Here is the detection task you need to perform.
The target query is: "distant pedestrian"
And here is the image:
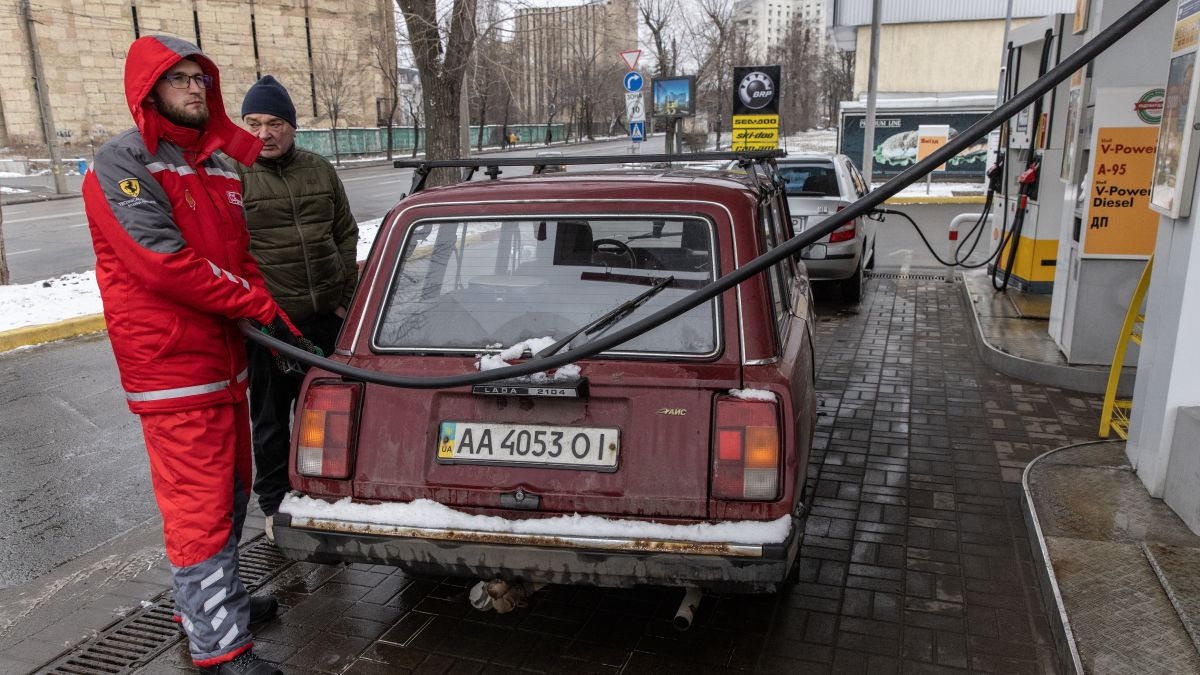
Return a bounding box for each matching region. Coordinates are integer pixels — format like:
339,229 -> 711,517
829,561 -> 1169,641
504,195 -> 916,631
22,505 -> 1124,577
238,75 -> 359,543
82,35 -> 309,675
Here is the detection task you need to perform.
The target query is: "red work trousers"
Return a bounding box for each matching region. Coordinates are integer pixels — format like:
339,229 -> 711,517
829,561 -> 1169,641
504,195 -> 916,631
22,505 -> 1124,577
140,400 -> 253,567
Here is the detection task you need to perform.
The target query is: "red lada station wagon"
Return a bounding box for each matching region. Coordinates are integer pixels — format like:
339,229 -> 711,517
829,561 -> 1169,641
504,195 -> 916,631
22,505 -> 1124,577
271,155 -> 817,596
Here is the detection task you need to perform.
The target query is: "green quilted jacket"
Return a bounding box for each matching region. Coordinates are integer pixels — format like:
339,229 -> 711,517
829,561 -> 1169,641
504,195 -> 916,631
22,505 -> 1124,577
236,145 -> 358,323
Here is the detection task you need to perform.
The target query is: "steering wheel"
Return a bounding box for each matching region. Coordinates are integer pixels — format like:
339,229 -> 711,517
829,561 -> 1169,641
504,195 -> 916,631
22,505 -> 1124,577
592,238 -> 637,266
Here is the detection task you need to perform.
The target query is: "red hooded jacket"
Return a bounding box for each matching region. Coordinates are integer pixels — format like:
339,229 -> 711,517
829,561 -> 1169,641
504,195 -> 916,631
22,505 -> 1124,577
83,36 -> 282,414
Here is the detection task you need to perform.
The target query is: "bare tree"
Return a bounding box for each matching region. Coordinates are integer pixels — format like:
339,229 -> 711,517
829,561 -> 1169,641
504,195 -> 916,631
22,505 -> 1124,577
396,0 -> 479,185
467,2 -> 513,152
403,89 -> 423,157
693,0 -> 736,149
370,11 -> 403,161
640,0 -> 682,153
314,38 -> 358,166
821,45 -> 855,128
773,17 -> 819,134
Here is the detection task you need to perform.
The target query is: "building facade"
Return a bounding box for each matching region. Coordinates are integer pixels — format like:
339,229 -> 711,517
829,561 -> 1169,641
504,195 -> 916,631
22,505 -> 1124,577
512,0 -> 636,123
827,0 -> 1074,97
0,0 -> 395,151
733,0 -> 827,60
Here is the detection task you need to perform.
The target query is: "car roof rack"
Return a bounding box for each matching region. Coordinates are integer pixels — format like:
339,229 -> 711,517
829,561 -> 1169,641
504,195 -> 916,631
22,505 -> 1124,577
394,150 -> 787,195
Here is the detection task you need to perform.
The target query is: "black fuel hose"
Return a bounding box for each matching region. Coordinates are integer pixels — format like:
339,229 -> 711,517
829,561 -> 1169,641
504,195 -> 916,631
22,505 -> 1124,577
240,0 -> 1170,389
872,203 -> 1006,270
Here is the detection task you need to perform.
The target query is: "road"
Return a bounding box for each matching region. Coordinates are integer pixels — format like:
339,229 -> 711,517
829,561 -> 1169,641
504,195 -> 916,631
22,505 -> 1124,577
0,136 -> 663,285
0,136 -> 988,284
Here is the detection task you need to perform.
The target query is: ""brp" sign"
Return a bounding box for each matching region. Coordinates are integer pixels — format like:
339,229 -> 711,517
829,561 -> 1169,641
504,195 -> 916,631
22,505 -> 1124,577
732,66 -> 781,117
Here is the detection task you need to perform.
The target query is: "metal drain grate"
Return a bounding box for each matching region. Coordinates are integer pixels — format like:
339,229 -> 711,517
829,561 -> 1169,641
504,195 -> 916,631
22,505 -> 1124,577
867,271 -> 947,281
37,537 -> 292,674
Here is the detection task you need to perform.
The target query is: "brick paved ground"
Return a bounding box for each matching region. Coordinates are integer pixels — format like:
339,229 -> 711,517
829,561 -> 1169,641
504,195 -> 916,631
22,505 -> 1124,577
139,277 -> 1104,674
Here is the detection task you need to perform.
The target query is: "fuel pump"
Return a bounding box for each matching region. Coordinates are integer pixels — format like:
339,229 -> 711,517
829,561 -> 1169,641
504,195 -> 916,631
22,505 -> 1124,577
1048,0 -> 1172,365
987,16 -> 1081,293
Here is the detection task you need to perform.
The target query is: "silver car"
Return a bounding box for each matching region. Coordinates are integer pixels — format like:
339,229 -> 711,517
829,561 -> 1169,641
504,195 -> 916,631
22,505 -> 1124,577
779,154 -> 877,302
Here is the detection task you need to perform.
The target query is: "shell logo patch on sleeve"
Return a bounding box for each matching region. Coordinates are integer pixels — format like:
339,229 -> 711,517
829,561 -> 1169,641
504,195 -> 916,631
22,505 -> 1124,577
226,191 -> 243,206
119,178 -> 141,198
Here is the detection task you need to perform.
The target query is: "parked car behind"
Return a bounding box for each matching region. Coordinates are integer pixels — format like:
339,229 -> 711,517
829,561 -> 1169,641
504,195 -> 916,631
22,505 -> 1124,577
534,150 -> 566,173
777,154 -> 877,302
271,161 -> 818,595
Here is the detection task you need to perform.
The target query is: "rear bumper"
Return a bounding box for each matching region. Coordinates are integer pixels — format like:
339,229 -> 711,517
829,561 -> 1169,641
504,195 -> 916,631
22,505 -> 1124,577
801,240 -> 860,281
272,512 -> 802,593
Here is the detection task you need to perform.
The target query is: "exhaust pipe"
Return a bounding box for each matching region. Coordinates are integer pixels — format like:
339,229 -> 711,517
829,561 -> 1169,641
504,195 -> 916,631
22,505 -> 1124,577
673,586 -> 702,631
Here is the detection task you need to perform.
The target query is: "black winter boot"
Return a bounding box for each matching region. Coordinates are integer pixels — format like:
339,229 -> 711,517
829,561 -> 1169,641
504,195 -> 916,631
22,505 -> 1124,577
199,650 -> 282,674
249,595 -> 279,625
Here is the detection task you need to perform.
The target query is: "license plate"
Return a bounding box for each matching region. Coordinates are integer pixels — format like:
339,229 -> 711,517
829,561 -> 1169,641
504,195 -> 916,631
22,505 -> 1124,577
436,422 -> 620,471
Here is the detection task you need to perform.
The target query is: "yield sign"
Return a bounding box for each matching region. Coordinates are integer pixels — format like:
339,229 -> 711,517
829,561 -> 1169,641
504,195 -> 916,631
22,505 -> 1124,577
619,49 -> 641,71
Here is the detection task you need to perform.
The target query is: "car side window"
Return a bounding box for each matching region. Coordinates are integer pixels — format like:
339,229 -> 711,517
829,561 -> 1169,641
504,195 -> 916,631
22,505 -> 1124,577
760,199 -> 794,333
848,161 -> 869,198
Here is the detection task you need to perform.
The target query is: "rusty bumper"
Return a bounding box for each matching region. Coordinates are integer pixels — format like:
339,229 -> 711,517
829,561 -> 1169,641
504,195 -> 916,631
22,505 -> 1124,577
271,512 -> 802,593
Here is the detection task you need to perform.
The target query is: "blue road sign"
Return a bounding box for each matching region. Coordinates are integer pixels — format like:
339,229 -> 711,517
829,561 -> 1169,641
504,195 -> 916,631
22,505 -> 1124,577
630,121 -> 645,142
623,71 -> 643,93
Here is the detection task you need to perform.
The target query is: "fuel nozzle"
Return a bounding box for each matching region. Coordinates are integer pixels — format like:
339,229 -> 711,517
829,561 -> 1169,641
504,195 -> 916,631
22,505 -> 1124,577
986,154 -> 1005,194
1018,162 -> 1040,186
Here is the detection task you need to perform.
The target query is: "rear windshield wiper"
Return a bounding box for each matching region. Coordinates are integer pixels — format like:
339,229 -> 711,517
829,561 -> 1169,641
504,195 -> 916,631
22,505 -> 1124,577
534,275 -> 675,359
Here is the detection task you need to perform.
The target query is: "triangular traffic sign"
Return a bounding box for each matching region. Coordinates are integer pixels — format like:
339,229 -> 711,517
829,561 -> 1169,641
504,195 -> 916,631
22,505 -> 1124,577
619,49 -> 641,71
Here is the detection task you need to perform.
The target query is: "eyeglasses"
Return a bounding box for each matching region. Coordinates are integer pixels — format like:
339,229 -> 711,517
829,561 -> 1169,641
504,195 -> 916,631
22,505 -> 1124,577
160,73 -> 213,90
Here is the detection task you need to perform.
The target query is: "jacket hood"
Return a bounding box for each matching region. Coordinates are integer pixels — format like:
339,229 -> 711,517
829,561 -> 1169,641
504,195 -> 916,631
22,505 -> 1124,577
124,35 -> 261,165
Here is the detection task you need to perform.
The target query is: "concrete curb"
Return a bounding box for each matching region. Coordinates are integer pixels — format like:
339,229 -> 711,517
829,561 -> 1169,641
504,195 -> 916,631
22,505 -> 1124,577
1020,441 -> 1105,675
885,195 -> 986,205
957,278 -> 1135,395
0,314 -> 106,353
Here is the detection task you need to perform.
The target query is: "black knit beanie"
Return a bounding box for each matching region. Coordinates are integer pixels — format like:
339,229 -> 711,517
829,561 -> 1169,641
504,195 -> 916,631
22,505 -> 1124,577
241,75 -> 297,128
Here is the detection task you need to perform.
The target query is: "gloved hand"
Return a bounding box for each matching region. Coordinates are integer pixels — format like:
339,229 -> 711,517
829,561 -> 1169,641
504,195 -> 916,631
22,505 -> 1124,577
258,313 -> 324,375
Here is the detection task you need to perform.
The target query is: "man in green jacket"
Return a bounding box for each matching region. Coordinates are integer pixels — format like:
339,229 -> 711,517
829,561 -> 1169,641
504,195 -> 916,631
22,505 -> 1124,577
237,75 -> 358,539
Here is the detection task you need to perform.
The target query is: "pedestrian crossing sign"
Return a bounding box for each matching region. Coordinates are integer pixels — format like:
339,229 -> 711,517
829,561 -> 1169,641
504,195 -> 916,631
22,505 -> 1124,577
630,121 -> 645,142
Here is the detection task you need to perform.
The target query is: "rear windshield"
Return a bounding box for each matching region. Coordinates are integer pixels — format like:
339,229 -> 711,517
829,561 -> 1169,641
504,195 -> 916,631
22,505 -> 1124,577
374,218 -> 720,356
778,163 -> 840,196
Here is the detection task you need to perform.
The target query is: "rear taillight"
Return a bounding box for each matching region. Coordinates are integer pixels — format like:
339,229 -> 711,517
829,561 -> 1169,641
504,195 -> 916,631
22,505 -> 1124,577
296,381 -> 361,479
713,396 -> 781,500
829,220 -> 856,243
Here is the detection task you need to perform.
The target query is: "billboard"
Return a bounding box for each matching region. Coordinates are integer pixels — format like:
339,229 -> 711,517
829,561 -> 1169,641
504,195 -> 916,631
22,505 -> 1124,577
652,76 -> 695,117
839,111 -> 990,178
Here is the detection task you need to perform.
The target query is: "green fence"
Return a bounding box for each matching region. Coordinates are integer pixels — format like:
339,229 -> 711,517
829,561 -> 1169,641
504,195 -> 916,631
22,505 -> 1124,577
294,124 -> 566,159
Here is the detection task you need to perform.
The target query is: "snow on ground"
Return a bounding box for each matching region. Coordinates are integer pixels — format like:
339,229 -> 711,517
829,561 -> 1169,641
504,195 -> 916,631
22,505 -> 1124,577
779,128 -> 838,154
0,271 -> 103,331
1,186 -> 30,194
0,217 -> 386,335
355,217 -> 383,261
281,494 -> 793,545
876,180 -> 986,197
